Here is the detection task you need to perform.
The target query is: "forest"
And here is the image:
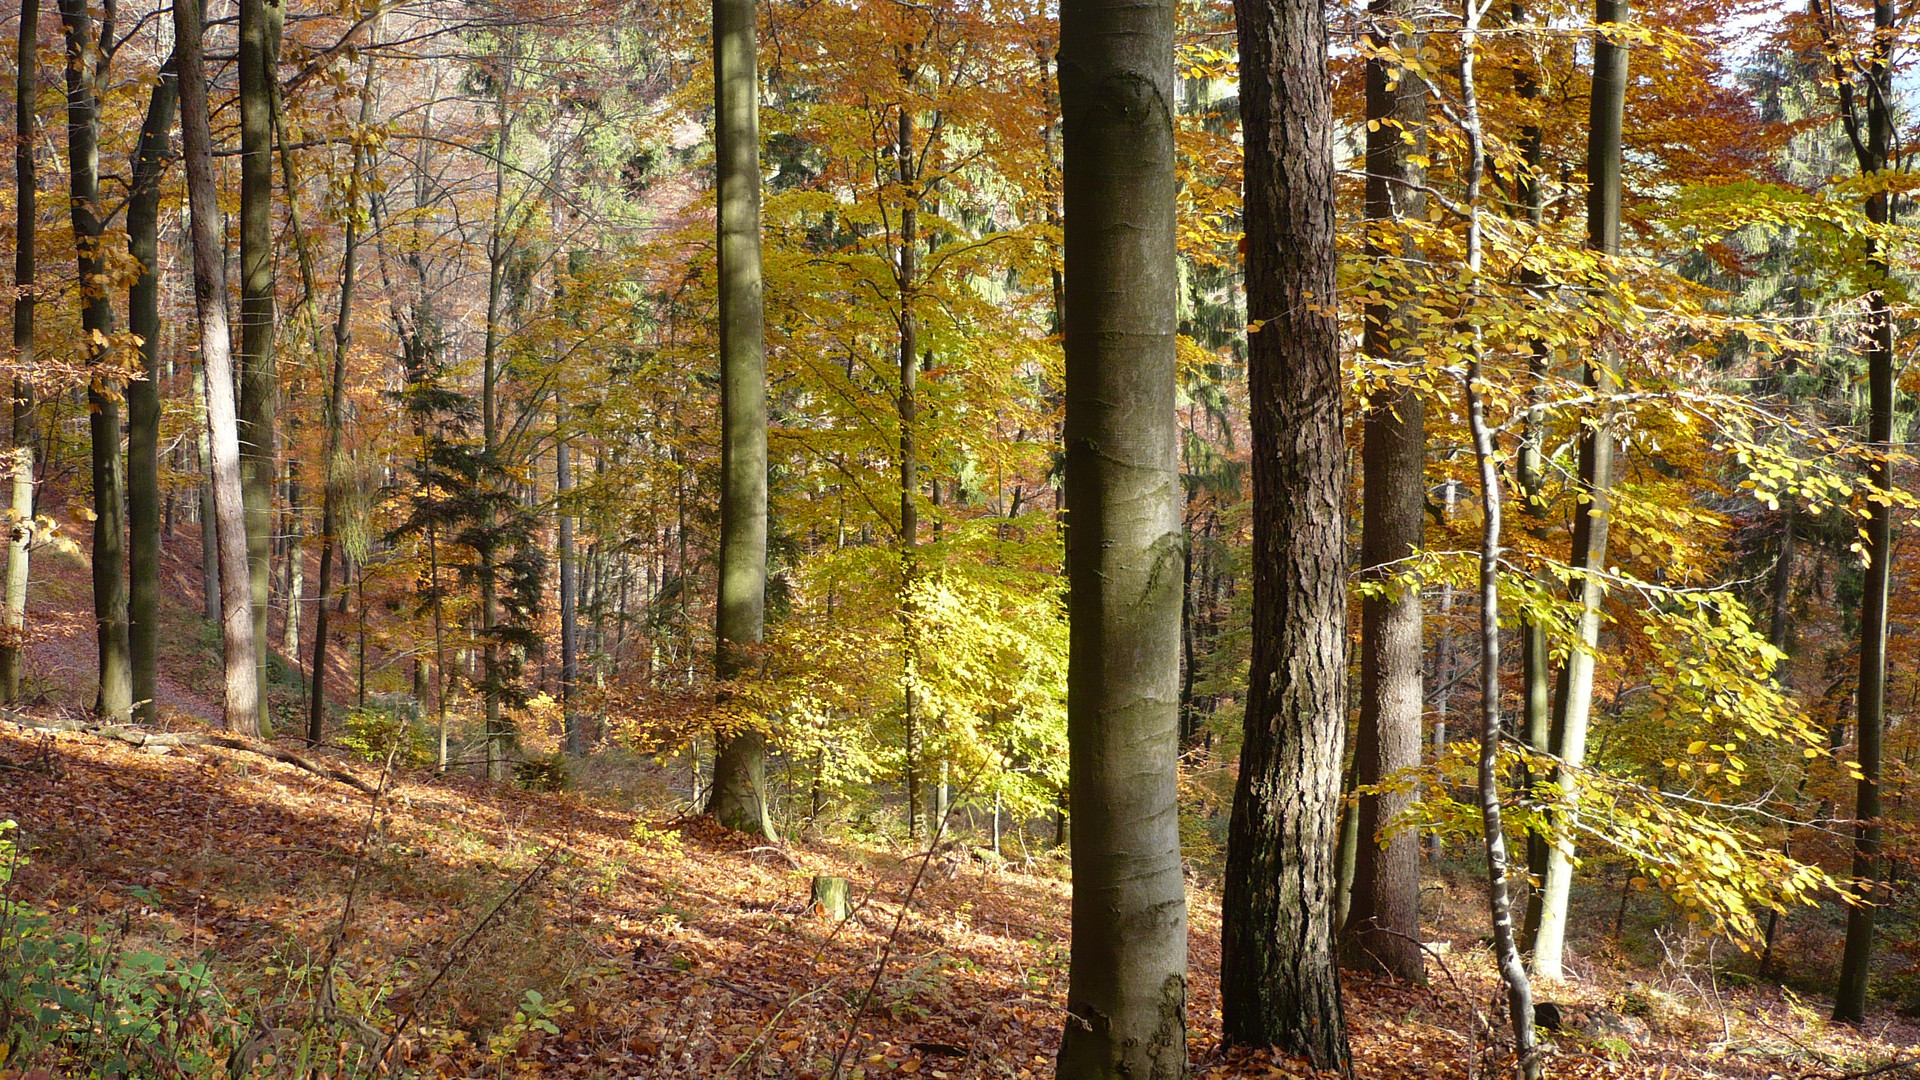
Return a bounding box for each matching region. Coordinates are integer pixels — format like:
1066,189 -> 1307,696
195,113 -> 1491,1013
3,0 -> 1920,1076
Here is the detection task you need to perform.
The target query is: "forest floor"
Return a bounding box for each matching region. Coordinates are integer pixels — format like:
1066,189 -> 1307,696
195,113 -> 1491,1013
5,524 -> 1920,1078
6,713 -> 1920,1079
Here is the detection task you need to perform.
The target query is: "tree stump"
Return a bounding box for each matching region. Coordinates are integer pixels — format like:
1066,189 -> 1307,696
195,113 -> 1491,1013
809,875 -> 849,921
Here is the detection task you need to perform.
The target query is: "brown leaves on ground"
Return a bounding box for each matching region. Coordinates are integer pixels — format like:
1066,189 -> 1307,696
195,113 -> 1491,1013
3,719 -> 1917,1078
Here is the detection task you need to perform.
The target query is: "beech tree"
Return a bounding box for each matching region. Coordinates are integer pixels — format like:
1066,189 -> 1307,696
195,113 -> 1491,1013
705,0 -> 775,841
3,0 -> 36,703
174,0 -> 263,735
239,0 -> 286,731
1054,0 -> 1189,1069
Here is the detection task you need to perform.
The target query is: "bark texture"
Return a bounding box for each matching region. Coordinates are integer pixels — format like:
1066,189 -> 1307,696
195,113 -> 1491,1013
1054,0 -> 1190,1071
308,58 -> 374,745
127,60 -> 178,727
1343,0 -> 1426,983
57,0 -> 132,721
1221,0 -> 1349,1063
704,0 -> 775,841
4,0 -> 38,703
239,0 -> 285,731
175,0 -> 264,736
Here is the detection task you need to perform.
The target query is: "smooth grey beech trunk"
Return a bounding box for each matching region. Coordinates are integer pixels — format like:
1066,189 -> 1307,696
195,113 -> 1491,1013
1055,0 -> 1189,1073
4,0 -> 38,703
1532,0 -> 1629,982
238,0 -> 284,733
1833,0 -> 1897,1025
57,0 -> 132,722
1220,0 -> 1349,1064
704,0 -> 774,841
174,0 -> 263,736
127,59 -> 178,727
1343,0 -> 1426,984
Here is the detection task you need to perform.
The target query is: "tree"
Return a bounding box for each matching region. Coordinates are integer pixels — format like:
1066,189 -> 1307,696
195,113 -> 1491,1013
1053,0 -> 1189,1070
1455,0 -> 1538,1070
1220,0 -> 1350,1064
174,0 -> 263,735
1823,0 -> 1898,1024
126,58 -> 178,727
307,54 -> 376,745
704,0 -> 775,841
239,0 -> 286,731
56,0 -> 131,721
1343,0 -> 1426,984
4,0 -> 38,703
1531,0 -> 1631,982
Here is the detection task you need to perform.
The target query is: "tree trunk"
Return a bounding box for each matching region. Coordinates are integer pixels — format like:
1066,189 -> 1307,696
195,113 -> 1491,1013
1768,510 -> 1794,655
308,55 -> 373,746
558,418 -> 580,754
174,0 -> 263,736
238,0 -> 284,733
703,0 -> 774,840
57,0 -> 132,722
1834,0 -> 1897,1025
1532,0 -> 1629,983
282,467 -> 301,659
896,107 -> 924,843
1343,0 -> 1426,983
476,37 -> 516,780
3,0 -> 39,703
1512,4 -> 1555,952
1458,11 -> 1539,1072
1054,0 -> 1189,1071
1221,0 -> 1348,1063
126,57 -> 178,726
195,365 -> 221,625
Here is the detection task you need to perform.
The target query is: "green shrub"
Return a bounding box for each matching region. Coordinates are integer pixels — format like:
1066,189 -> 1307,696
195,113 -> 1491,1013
339,705 -> 434,768
1,823 -> 250,1076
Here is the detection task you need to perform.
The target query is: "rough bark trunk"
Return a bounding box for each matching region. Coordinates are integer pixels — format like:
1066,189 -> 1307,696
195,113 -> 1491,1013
175,0 -> 263,736
126,58 -> 177,727
1834,0 -> 1897,1025
1532,0 -> 1629,983
3,0 -> 38,703
57,0 -> 132,721
702,0 -> 774,840
1220,0 -> 1349,1063
238,0 -> 285,733
1054,0 -> 1189,1071
1343,0 -> 1426,983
